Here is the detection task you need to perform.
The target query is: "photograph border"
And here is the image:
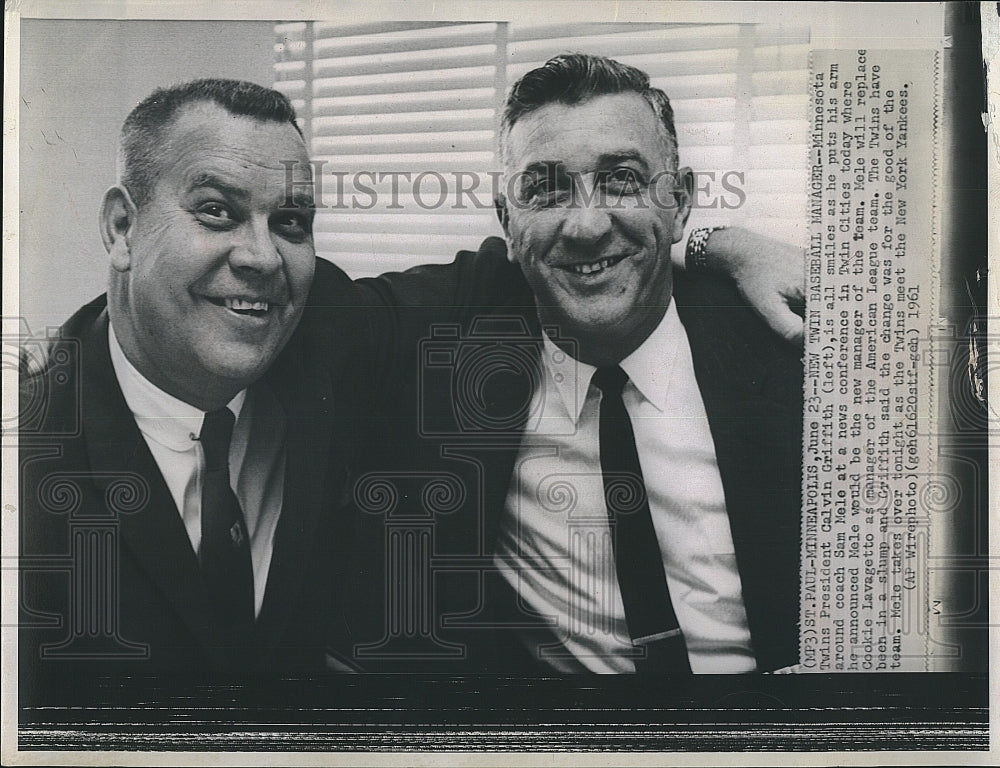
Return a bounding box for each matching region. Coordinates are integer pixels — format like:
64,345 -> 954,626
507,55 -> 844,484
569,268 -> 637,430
3,1 -> 994,764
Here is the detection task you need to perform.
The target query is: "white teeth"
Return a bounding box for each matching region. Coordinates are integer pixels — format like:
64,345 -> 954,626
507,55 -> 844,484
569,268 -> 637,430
569,257 -> 617,275
225,298 -> 269,312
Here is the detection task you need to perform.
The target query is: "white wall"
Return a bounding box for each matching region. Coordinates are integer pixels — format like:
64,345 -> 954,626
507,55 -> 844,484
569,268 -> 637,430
19,20 -> 276,333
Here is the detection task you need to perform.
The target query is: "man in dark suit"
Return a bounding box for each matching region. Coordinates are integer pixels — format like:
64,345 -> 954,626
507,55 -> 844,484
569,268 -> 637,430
18,79 -> 374,703
348,54 -> 802,674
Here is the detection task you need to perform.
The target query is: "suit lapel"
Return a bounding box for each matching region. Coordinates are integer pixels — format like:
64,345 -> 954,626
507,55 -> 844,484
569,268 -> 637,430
674,274 -> 802,671
476,311 -> 546,554
253,333 -> 344,656
78,310 -> 223,660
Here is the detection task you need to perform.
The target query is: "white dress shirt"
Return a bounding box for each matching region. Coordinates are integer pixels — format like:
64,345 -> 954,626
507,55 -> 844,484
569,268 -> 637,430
494,302 -> 756,673
108,323 -> 286,618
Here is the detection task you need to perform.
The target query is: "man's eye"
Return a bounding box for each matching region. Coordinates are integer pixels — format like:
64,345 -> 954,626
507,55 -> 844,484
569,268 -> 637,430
519,178 -> 569,207
271,212 -> 312,242
196,202 -> 235,227
604,168 -> 645,195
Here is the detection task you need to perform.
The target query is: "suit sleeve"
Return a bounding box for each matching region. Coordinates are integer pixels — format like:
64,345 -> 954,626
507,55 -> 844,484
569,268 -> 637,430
348,236 -> 528,386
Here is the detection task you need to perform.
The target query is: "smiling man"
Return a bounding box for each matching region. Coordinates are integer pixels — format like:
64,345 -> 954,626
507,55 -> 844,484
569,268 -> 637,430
97,93 -> 318,635
494,55 -> 804,673
104,98 -> 316,411
501,89 -> 689,369
357,54 -> 804,675
19,80 -> 372,701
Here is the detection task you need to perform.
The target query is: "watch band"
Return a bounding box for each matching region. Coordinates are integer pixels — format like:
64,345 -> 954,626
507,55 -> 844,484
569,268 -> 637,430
685,225 -> 727,272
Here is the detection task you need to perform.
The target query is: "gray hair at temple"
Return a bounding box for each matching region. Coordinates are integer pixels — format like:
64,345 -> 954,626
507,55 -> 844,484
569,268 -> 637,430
117,78 -> 303,208
498,53 -> 680,172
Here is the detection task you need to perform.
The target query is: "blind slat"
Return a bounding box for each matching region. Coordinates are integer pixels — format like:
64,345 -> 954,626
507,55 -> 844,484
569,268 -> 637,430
508,22 -> 692,42
507,26 -> 744,62
314,152 -> 496,174
274,60 -> 306,75
313,130 -> 494,155
747,145 -> 810,169
742,169 -> 808,193
314,44 -> 498,78
752,70 -> 810,96
313,20 -> 452,39
313,22 -> 499,55
313,109 -> 495,136
754,44 -> 813,70
749,119 -> 810,144
314,66 -> 495,97
648,74 -> 738,100
313,88 -> 495,117
508,48 -> 742,82
675,122 -> 737,147
273,80 -> 306,98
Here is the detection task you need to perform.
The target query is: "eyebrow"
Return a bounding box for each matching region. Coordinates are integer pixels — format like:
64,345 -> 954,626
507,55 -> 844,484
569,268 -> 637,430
520,152 -> 652,176
187,172 -> 315,209
187,173 -> 250,201
521,161 -> 566,177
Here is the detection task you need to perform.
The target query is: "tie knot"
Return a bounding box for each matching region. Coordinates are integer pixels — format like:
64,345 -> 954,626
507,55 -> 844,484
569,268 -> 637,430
592,365 -> 628,397
200,407 -> 235,471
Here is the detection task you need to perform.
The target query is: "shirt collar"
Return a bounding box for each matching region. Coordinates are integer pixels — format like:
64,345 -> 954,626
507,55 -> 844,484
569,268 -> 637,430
540,330 -> 595,426
618,301 -> 683,413
108,322 -> 246,452
539,301 -> 682,425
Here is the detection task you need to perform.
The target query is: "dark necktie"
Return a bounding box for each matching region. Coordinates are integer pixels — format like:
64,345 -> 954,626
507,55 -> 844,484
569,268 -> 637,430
199,407 -> 255,633
592,365 -> 692,675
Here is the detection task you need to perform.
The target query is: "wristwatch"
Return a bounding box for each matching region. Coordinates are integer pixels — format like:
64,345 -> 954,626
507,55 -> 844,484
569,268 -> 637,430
685,225 -> 727,272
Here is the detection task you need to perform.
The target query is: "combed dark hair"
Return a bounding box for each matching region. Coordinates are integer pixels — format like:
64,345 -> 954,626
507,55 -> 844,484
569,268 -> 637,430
499,53 -> 679,171
119,78 -> 302,207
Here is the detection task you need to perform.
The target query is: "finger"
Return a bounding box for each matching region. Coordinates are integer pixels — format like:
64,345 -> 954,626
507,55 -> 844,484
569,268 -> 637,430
782,286 -> 806,317
783,280 -> 805,306
757,303 -> 805,347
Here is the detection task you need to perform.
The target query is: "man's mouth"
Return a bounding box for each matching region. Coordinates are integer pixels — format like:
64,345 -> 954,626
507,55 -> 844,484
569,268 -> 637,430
207,296 -> 273,316
563,255 -> 626,276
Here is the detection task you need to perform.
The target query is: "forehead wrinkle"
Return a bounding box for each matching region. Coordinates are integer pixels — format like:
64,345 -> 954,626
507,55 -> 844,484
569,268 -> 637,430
179,152 -> 313,207
506,112 -> 669,178
159,108 -> 310,178
190,142 -> 310,174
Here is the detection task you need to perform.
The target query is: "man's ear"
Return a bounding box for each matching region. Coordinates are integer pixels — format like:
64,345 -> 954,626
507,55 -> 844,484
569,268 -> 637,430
671,167 -> 694,244
493,193 -> 516,262
100,185 -> 138,272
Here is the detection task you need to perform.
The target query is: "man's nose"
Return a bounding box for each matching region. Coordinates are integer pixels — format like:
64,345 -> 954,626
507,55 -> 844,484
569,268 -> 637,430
230,218 -> 281,274
560,185 -> 613,246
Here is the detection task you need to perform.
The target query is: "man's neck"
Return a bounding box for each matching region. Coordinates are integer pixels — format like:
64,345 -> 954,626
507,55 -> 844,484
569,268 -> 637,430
538,304 -> 670,369
108,319 -> 243,413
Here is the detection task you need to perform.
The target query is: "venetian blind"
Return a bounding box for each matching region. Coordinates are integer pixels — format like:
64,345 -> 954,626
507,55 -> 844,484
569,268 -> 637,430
273,21 -> 810,277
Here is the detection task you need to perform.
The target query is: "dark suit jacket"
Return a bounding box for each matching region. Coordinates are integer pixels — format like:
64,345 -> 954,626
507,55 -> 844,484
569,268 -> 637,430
19,258 -> 375,705
346,237 -> 803,673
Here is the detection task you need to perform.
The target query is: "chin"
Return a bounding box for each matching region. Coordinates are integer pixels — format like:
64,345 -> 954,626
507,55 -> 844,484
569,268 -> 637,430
202,352 -> 273,390
569,307 -> 631,332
